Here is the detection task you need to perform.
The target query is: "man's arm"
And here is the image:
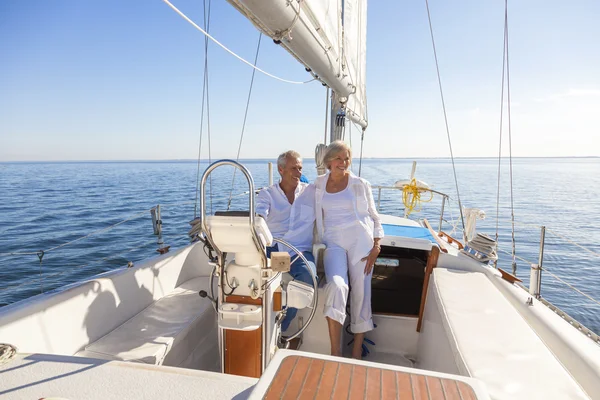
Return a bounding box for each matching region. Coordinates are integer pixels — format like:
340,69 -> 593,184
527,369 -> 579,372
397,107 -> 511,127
255,187 -> 272,219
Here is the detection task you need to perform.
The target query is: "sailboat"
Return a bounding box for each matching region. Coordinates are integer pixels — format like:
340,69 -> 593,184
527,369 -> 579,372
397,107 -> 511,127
1,1 -> 599,399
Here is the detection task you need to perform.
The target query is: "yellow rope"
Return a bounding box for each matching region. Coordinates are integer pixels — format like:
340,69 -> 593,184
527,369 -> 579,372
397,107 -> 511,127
402,178 -> 433,215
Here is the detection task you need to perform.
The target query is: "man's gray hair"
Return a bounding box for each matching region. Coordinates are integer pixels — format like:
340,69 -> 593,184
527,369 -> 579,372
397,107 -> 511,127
277,150 -> 302,169
323,140 -> 352,169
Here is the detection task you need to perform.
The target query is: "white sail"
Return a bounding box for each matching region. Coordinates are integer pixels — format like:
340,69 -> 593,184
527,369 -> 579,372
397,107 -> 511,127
342,0 -> 368,128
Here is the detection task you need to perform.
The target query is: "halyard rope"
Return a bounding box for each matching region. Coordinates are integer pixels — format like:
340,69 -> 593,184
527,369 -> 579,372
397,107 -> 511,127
161,0 -> 315,85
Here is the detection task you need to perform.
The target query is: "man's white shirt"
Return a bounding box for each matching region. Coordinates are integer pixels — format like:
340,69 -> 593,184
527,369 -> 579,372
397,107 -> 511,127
256,182 -> 315,253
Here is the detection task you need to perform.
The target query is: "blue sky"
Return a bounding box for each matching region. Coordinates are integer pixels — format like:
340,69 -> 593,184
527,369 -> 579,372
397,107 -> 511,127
1,0 -> 599,161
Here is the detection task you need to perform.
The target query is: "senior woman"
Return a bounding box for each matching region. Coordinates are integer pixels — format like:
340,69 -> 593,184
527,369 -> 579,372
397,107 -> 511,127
315,140 -> 384,359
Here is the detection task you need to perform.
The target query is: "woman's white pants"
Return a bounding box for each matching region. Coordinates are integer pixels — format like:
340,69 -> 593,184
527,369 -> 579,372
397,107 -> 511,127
323,222 -> 374,334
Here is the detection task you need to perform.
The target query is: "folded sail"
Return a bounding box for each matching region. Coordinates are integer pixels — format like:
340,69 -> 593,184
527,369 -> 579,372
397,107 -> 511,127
226,0 -> 368,129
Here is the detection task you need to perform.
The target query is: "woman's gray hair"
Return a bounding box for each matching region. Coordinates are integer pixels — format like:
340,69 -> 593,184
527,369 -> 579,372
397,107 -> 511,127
277,150 -> 302,169
323,140 -> 352,169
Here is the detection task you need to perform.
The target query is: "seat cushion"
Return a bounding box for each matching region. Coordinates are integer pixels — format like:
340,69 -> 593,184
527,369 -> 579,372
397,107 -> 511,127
76,277 -> 214,367
432,268 -> 589,400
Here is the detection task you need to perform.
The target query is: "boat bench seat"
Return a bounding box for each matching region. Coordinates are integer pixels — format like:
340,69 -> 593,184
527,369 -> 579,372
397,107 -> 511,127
75,276 -> 216,369
431,267 -> 589,400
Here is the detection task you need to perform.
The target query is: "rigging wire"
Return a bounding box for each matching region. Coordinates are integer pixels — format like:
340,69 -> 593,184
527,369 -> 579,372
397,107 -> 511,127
350,121 -> 365,177
227,33 -> 263,210
494,8 -> 507,267
540,267 -> 600,307
0,240 -> 156,294
194,0 -> 212,217
0,195 -> 258,261
424,0 -> 467,240
496,248 -> 600,307
545,228 -> 600,259
349,120 -> 363,176
358,128 -> 365,177
504,0 -> 517,275
348,116 -> 352,148
206,63 -> 213,215
0,208 -> 152,258
203,0 -> 213,214
161,0 -> 315,85
348,119 -> 358,175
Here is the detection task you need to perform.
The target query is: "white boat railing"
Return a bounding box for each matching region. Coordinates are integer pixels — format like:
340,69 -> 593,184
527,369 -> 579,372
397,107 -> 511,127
371,185 -> 451,232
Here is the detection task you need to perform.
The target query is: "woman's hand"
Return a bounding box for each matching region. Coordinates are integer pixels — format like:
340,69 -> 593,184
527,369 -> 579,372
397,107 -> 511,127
361,241 -> 381,275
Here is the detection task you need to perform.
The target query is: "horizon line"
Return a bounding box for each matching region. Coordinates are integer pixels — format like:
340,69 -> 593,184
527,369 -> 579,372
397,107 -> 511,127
1,155 -> 599,163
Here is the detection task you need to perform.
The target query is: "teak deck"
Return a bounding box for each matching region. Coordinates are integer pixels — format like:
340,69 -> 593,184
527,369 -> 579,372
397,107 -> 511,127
263,355 -> 477,399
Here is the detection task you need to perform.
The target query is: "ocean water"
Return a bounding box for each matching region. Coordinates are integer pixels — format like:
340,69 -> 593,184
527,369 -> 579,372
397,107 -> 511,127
1,158 -> 599,335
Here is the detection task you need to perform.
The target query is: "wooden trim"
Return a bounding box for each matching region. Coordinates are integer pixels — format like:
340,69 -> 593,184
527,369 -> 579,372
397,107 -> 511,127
438,230 -> 464,250
273,289 -> 282,311
417,246 -> 440,332
224,294 -> 263,378
373,312 -> 418,318
422,219 -> 449,253
498,268 -> 522,284
225,295 -> 262,305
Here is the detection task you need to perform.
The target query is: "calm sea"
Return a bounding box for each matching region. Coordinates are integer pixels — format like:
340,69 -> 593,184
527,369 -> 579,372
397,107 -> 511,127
1,158 -> 599,335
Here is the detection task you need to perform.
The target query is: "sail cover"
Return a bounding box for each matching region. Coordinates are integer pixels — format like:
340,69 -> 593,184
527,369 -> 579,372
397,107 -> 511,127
226,0 -> 368,128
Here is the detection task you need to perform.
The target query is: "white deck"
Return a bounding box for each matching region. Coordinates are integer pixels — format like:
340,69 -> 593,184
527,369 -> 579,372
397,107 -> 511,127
0,353 -> 256,400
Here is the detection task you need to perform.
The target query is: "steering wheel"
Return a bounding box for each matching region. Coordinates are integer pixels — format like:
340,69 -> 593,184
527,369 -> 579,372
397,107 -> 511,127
271,238 -> 319,343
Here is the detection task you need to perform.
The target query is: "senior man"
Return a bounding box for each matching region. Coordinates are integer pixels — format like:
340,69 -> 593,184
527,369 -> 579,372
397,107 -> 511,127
256,150 -> 316,336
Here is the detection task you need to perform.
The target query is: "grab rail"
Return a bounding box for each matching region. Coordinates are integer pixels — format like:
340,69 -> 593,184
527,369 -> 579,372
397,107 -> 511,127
199,159 -> 266,262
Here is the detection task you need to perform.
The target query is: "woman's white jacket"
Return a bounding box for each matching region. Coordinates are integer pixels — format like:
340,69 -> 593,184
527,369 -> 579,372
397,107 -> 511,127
314,172 -> 384,243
